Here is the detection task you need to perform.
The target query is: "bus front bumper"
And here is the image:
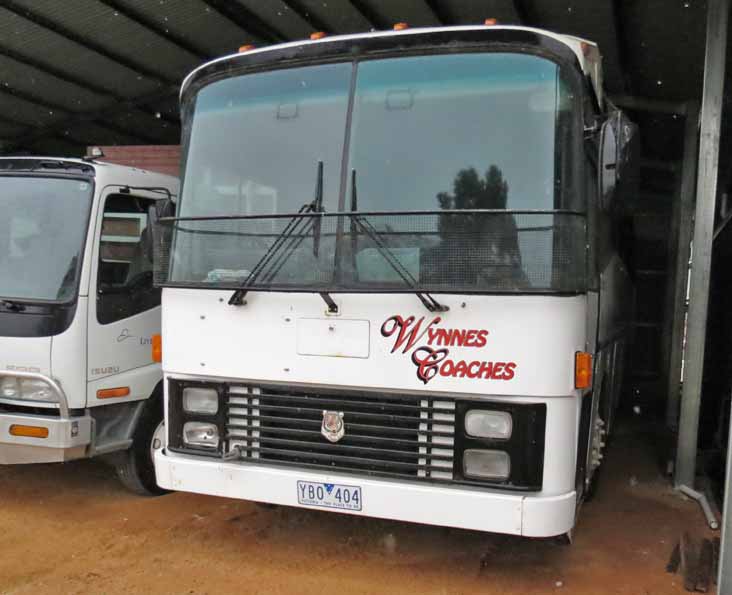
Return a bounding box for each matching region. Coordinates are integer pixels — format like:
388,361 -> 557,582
0,412 -> 92,464
155,449 -> 577,537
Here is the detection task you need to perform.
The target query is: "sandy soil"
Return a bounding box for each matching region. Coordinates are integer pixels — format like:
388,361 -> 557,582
0,421 -> 715,595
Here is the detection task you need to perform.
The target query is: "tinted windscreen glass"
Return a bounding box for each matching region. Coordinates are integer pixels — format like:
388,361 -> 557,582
171,62 -> 351,284
347,53 -> 575,211
167,52 -> 584,292
0,176 -> 92,301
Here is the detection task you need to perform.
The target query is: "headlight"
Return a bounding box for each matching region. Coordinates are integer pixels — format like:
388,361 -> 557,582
20,379 -> 56,401
463,449 -> 510,480
0,376 -> 56,402
464,410 -> 512,439
183,422 -> 219,449
182,387 -> 219,415
0,377 -> 20,399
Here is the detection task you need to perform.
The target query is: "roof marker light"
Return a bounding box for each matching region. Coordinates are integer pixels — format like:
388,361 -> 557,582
238,44 -> 255,53
393,22 -> 409,30
484,18 -> 498,26
310,31 -> 327,40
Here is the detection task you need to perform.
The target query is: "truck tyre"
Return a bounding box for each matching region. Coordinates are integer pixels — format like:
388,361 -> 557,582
116,397 -> 167,496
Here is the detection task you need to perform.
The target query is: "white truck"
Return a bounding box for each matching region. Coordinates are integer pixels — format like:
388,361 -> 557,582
153,25 -> 637,537
0,157 -> 178,495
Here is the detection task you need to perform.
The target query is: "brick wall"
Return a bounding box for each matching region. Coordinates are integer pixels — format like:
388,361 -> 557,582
88,145 -> 181,177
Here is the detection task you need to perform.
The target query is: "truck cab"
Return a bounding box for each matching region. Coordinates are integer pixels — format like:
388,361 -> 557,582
0,157 -> 178,494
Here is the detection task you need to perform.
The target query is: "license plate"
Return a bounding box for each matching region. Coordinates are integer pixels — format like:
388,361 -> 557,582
297,481 -> 362,511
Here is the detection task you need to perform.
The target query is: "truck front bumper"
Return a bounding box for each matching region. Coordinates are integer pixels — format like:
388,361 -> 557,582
0,412 -> 92,464
155,449 -> 577,537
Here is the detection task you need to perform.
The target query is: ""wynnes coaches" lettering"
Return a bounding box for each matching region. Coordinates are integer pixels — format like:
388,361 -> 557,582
380,315 -> 517,385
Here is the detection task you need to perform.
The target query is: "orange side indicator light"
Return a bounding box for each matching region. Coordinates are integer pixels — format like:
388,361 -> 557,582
393,22 -> 409,30
310,31 -> 327,40
97,387 -> 131,399
575,352 -> 593,390
10,425 -> 49,439
238,44 -> 255,53
484,18 -> 498,25
152,333 -> 163,363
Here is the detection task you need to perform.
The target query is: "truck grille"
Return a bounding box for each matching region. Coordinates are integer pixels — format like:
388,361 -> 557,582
225,386 -> 456,481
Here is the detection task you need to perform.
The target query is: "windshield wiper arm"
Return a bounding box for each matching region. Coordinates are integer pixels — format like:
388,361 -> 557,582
349,170 -> 448,313
1,299 -> 26,312
228,162 -> 324,306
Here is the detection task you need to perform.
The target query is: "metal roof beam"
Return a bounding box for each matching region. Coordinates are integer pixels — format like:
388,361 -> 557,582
347,0 -> 385,30
422,0 -> 451,25
0,44 -> 125,101
280,1 -> 333,34
610,0 -> 633,95
0,85 -> 163,145
0,87 -> 179,153
202,0 -> 287,42
96,0 -> 212,61
512,0 -> 531,25
0,0 -> 177,85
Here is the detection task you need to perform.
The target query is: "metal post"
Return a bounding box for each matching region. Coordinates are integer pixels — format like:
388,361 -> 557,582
665,103 -> 699,429
674,0 -> 729,488
720,416 -> 732,590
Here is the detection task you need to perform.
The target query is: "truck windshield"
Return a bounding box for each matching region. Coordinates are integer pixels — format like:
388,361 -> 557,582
169,51 -> 585,293
0,176 -> 92,302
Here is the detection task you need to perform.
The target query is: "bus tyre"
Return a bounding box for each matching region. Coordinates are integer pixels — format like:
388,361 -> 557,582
115,400 -> 167,496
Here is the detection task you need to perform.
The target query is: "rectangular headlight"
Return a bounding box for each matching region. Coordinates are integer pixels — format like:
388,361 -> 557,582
0,376 -> 56,402
463,449 -> 510,480
183,387 -> 219,415
183,422 -> 219,449
465,410 -> 512,439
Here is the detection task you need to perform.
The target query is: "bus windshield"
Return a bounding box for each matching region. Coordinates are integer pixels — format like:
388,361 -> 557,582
169,52 -> 585,293
0,176 -> 92,302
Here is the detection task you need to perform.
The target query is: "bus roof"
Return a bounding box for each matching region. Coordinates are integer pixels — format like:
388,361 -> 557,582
181,25 -> 604,108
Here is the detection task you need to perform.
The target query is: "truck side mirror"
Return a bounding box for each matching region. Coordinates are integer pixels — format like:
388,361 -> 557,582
147,199 -> 175,280
599,117 -> 619,210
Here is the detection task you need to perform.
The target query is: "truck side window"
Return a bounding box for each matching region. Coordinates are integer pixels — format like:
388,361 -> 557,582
97,193 -> 160,325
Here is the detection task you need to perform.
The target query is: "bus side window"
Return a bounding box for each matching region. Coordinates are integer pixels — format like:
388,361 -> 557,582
97,193 -> 160,325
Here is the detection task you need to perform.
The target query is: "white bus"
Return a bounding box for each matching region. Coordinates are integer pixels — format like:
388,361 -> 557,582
0,157 -> 178,495
153,25 -> 637,538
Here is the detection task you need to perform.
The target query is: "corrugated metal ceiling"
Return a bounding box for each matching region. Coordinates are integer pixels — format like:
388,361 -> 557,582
0,0 -> 718,156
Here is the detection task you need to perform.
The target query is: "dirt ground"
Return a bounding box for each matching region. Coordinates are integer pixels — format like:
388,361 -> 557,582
0,420 -> 716,595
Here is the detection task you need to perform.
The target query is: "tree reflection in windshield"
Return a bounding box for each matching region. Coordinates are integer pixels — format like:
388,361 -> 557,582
425,165 -> 528,289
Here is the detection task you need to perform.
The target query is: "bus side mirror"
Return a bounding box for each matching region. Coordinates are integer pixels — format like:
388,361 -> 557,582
599,117 -> 619,210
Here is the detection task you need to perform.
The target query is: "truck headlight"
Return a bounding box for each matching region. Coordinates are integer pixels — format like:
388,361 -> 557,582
183,422 -> 219,449
1,377 -> 20,399
464,410 -> 512,439
182,387 -> 219,415
0,376 -> 56,402
463,449 -> 510,480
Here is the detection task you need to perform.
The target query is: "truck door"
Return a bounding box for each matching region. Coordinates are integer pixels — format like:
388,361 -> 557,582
87,188 -> 162,406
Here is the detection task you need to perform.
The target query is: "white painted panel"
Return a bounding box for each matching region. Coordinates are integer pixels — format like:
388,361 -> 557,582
163,290 -> 587,397
296,318 -> 369,358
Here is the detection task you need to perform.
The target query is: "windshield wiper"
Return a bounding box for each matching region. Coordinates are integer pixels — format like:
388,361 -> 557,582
229,161 -> 327,307
1,299 -> 26,312
349,170 -> 448,313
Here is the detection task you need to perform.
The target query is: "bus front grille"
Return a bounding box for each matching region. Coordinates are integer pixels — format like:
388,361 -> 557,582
225,386 -> 456,481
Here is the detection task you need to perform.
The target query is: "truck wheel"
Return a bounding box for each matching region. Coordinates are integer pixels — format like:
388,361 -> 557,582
116,399 -> 167,496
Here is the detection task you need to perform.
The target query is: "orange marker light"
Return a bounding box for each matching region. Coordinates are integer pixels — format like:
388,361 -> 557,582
10,425 -> 49,439
238,44 -> 255,53
393,22 -> 409,30
152,333 -> 163,363
310,31 -> 327,40
97,387 -> 131,399
484,18 -> 498,25
575,352 -> 593,390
